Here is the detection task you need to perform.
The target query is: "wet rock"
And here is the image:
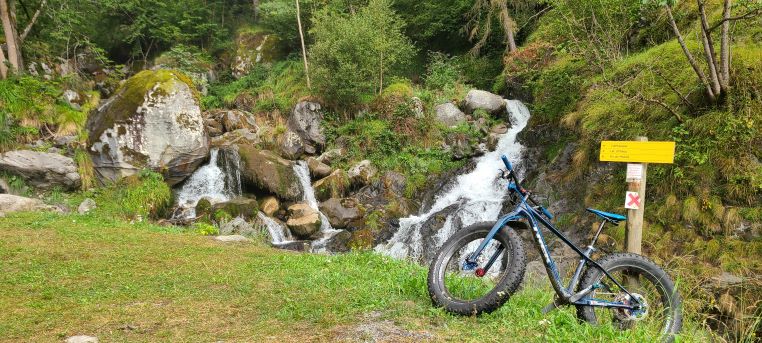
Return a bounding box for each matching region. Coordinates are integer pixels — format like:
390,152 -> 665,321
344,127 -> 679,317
348,160 -> 377,186
321,229 -> 352,253
214,234 -> 251,243
444,132 -> 474,160
319,198 -> 365,229
491,123 -> 509,134
0,150 -> 81,191
65,335 -> 99,343
277,130 -> 305,160
237,146 -> 302,201
381,171 -> 406,196
86,70 -> 208,186
219,217 -> 257,236
307,157 -> 332,179
287,101 -> 325,155
461,89 -> 506,116
286,203 -> 321,239
435,103 -> 466,127
212,197 -> 258,221
273,240 -> 311,252
313,169 -> 350,202
0,194 -> 54,216
78,198 -> 97,214
259,196 -> 280,217
487,133 -> 501,151
212,128 -> 261,147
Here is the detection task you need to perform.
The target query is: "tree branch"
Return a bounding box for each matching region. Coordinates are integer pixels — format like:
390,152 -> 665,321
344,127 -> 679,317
19,0 -> 46,43
709,8 -> 761,31
666,5 -> 716,102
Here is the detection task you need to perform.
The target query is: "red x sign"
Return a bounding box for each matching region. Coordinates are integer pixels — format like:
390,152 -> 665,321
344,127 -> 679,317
625,191 -> 641,210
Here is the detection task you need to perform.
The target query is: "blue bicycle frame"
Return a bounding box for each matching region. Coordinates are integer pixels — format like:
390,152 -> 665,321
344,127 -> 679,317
464,155 -> 642,311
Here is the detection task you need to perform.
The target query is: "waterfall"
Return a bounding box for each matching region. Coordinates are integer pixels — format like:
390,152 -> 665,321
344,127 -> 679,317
292,161 -> 341,252
257,211 -> 292,244
375,100 -> 531,261
293,161 -> 334,232
173,148 -> 242,219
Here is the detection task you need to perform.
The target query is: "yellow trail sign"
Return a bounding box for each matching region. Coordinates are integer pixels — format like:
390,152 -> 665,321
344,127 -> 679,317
600,141 -> 676,164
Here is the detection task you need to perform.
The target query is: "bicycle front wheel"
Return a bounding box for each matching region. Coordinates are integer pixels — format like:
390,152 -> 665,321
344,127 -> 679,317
576,253 -> 683,342
427,222 -> 526,315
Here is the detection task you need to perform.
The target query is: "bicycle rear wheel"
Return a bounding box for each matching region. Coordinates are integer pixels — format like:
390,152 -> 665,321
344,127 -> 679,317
576,253 -> 683,342
427,222 -> 526,315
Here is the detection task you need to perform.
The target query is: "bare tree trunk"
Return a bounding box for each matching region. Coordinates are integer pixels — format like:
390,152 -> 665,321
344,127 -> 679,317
252,0 -> 259,22
666,5 -> 716,102
20,0 -> 46,42
720,0 -> 732,91
296,0 -> 311,90
6,0 -> 22,68
0,0 -> 20,74
498,2 -> 517,53
0,45 -> 7,79
697,0 -> 722,96
378,51 -> 384,95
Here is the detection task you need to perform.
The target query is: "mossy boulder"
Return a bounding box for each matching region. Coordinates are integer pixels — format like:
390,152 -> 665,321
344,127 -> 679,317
312,169 -> 350,202
232,29 -> 284,78
286,203 -> 321,239
236,145 -> 302,201
212,197 -> 258,221
319,198 -> 365,229
86,69 -> 208,186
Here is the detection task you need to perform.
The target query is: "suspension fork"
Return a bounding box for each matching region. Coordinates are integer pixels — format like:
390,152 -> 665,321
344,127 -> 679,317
464,211 -> 522,268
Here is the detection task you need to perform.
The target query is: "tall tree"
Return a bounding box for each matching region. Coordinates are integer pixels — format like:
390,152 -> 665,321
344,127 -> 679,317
0,0 -> 20,74
466,0 -> 537,55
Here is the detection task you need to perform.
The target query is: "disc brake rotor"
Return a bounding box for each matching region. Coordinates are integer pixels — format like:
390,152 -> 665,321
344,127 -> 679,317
613,293 -> 649,321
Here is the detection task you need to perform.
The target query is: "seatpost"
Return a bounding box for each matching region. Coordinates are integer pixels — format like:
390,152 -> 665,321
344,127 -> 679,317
589,220 -> 607,248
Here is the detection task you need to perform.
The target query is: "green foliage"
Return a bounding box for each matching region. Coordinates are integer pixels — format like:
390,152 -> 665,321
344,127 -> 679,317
192,222 -> 220,236
0,76 -> 88,149
424,52 -> 461,91
310,0 -> 416,107
86,170 -> 172,220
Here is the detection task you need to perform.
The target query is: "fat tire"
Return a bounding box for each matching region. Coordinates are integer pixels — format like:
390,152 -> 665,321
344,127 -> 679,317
427,222 -> 526,315
575,253 -> 683,342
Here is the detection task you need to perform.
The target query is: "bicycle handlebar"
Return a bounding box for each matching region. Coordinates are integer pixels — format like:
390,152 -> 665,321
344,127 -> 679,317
500,154 -> 553,220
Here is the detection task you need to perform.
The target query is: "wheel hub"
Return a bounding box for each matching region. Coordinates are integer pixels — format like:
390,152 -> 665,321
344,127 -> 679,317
614,293 -> 649,321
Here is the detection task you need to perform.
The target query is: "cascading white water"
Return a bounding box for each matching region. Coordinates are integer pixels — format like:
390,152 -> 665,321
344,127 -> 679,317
173,148 -> 242,219
257,211 -> 292,244
292,161 -> 342,252
293,161 -> 334,232
376,100 -> 531,261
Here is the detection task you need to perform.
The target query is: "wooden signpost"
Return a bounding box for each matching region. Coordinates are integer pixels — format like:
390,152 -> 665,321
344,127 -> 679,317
600,137 -> 676,254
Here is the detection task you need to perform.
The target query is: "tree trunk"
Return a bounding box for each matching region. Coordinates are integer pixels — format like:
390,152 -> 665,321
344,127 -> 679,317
720,0 -> 732,91
498,2 -> 517,53
6,0 -> 21,68
666,5 -> 716,102
296,0 -> 311,90
252,0 -> 259,22
0,0 -> 20,74
697,0 -> 722,96
0,45 -> 7,79
20,0 -> 46,43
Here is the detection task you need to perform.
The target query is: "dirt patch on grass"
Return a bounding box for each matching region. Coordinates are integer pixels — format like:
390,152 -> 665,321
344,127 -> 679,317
330,311 -> 435,343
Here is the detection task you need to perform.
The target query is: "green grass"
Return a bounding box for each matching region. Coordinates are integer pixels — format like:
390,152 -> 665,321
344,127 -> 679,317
0,211 -> 712,342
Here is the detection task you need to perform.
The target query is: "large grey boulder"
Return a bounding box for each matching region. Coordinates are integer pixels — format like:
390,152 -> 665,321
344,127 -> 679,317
0,194 -> 54,216
462,89 -> 506,116
86,70 -> 209,186
307,157 -> 332,179
287,101 -> 325,155
348,160 -> 377,186
277,130 -> 305,160
319,198 -> 365,229
435,103 -> 466,127
236,145 -> 302,201
0,150 -> 81,191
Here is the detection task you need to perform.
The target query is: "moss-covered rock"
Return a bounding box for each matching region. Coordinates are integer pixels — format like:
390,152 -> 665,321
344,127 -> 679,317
231,28 -> 284,78
86,69 -> 208,186
212,197 -> 258,221
236,145 -> 302,201
312,169 -> 349,202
